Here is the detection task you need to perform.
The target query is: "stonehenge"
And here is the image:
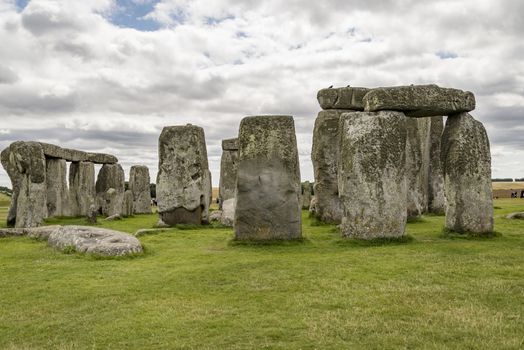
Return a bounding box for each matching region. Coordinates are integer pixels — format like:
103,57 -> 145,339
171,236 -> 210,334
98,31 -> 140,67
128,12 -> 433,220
69,161 -> 96,217
338,111 -> 408,239
234,115 -> 302,241
218,138 -> 238,208
301,181 -> 313,209
95,163 -> 125,217
428,116 -> 445,214
129,165 -> 152,214
156,124 -> 211,225
46,159 -> 70,217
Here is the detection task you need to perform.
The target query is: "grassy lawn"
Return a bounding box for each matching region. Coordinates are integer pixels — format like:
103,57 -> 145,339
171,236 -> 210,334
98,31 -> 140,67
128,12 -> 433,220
0,199 -> 523,349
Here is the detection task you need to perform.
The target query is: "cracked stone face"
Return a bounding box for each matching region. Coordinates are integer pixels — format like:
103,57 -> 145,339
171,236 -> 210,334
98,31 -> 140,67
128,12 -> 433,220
95,163 -> 125,216
338,111 -> 408,239
234,115 -> 302,241
129,165 -> 152,214
156,124 -> 210,225
441,112 -> 493,234
69,161 -> 96,217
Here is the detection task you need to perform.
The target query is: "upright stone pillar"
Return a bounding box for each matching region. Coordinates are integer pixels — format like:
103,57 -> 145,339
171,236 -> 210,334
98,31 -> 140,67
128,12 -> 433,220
301,181 -> 313,209
95,163 -> 125,216
311,110 -> 345,223
156,124 -> 210,225
234,115 -> 302,241
428,116 -> 445,214
46,158 -> 70,217
69,161 -> 95,217
218,138 -> 238,209
338,111 -> 408,239
129,165 -> 152,214
405,117 -> 431,218
441,113 -> 493,233
1,142 -> 47,228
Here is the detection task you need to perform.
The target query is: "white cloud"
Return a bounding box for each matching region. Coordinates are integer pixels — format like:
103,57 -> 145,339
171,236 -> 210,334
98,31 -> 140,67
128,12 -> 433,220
0,0 -> 523,188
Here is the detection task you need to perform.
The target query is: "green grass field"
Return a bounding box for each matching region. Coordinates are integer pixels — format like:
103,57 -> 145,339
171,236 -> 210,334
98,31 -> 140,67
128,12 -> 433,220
0,199 -> 523,349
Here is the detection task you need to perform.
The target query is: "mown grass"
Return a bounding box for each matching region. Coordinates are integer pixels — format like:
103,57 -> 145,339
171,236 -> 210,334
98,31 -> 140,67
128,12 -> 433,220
0,199 -> 523,349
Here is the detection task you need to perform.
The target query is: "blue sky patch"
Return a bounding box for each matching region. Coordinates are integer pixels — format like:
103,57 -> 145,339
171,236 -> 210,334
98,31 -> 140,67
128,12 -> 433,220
109,0 -> 162,31
15,0 -> 30,11
436,50 -> 458,59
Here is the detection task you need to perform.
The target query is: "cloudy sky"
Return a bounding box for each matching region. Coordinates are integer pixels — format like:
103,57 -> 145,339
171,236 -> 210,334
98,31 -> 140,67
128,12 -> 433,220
0,0 -> 523,187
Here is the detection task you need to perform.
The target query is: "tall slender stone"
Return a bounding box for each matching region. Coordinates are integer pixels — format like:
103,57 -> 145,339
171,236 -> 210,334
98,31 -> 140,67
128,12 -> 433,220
129,165 -> 152,214
95,163 -> 125,216
218,138 -> 238,208
441,113 -> 493,233
234,115 -> 302,241
338,111 -> 408,239
69,161 -> 95,217
301,181 -> 313,209
311,110 -> 345,223
46,158 -> 70,217
428,116 -> 445,214
1,146 -> 21,227
157,124 -> 210,225
406,117 -> 431,218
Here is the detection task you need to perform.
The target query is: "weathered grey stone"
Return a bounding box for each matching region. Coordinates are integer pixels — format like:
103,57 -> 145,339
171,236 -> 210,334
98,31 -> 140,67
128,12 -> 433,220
47,225 -> 142,256
441,112 -> 493,233
309,196 -> 317,215
317,87 -> 369,110
155,218 -> 170,228
406,117 -> 431,218
428,116 -> 445,214
39,142 -> 117,164
134,228 -> 171,237
203,169 -> 212,224
45,158 -> 70,217
105,213 -> 122,221
86,204 -> 97,224
1,146 -> 21,227
209,210 -> 222,222
0,225 -> 61,239
220,198 -> 235,227
69,161 -> 95,217
157,124 -> 210,225
219,138 -> 238,208
506,212 -> 524,220
6,142 -> 47,228
95,163 -> 125,216
234,115 -> 302,241
122,190 -> 134,217
129,165 -> 152,214
311,110 -> 345,223
301,181 -> 313,209
222,138 -> 239,151
363,84 -> 476,118
338,111 -> 408,239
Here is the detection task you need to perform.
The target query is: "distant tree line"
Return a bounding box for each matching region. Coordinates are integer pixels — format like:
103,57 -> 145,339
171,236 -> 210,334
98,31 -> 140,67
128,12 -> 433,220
0,186 -> 12,196
492,178 -> 515,182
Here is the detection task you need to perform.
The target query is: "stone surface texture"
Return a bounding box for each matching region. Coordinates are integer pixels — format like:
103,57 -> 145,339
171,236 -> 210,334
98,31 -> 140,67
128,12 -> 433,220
69,161 -> 95,217
317,87 -> 369,110
338,111 -> 408,239
441,112 -> 493,233
47,225 -> 143,256
129,165 -> 152,214
428,116 -> 446,214
156,124 -> 210,225
123,190 -> 134,217
311,110 -> 346,223
234,115 -> 302,241
95,163 -> 125,216
1,146 -> 22,226
45,158 -> 70,217
363,84 -> 475,117
39,142 -> 117,164
405,117 -> 431,218
301,181 -> 313,209
221,198 -> 235,227
219,138 -> 239,208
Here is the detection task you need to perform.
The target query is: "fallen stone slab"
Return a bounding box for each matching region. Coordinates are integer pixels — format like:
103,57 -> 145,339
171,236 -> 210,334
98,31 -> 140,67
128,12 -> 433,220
0,225 -> 62,239
317,86 -> 369,110
363,84 -> 475,117
39,142 -> 117,164
506,212 -> 524,219
134,228 -> 171,237
47,226 -> 143,256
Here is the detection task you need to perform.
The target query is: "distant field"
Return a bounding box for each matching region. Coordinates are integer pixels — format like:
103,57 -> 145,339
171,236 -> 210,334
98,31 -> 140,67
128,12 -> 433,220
492,182 -> 524,190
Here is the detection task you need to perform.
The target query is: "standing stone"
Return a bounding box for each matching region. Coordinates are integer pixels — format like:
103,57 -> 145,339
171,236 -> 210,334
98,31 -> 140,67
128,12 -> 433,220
311,110 -> 345,223
317,86 -> 369,110
95,163 -> 125,216
363,84 -> 476,117
234,115 -> 302,241
86,204 -> 97,224
220,198 -> 235,227
406,117 -> 431,218
203,169 -> 212,224
45,158 -> 70,217
218,138 -> 238,209
129,165 -> 152,214
441,112 -> 493,233
3,142 -> 47,228
301,181 -> 313,209
69,161 -> 95,217
156,124 -> 210,225
428,116 -> 445,214
338,111 -> 408,239
122,190 -> 134,217
1,146 -> 22,227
